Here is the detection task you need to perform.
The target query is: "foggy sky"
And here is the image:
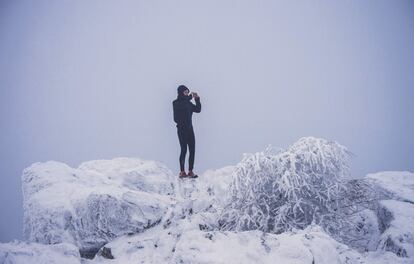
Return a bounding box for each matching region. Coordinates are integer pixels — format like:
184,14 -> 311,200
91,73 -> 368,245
1,0 -> 413,242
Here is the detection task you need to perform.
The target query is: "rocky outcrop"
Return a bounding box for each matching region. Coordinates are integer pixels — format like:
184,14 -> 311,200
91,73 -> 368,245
21,158 -> 175,258
1,149 -> 411,263
376,200 -> 414,258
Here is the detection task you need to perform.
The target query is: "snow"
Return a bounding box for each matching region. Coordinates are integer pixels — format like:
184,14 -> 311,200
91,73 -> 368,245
219,137 -> 353,233
363,171 -> 414,257
366,171 -> 414,203
21,158 -> 175,257
88,213 -> 362,264
0,241 -> 81,264
377,200 -> 414,257
1,138 -> 413,263
171,226 -> 361,264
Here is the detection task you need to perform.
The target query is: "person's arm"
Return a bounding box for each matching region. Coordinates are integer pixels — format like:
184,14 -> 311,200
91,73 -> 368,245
173,101 -> 178,123
192,97 -> 201,113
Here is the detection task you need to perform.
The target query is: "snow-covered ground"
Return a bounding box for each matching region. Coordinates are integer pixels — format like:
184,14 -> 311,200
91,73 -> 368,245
1,139 -> 413,264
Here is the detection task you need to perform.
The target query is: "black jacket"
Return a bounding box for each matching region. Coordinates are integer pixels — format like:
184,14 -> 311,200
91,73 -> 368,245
173,94 -> 201,129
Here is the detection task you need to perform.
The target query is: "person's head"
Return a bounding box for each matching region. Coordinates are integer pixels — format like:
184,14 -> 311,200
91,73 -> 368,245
177,85 -> 190,97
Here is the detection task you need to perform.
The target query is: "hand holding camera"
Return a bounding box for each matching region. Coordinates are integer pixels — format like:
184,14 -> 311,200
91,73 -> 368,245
190,92 -> 200,99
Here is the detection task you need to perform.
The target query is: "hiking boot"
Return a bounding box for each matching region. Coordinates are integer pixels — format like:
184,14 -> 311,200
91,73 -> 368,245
179,171 -> 188,178
187,171 -> 198,178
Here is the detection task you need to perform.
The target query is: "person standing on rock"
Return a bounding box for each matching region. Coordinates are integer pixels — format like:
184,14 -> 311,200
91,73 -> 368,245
172,85 -> 201,178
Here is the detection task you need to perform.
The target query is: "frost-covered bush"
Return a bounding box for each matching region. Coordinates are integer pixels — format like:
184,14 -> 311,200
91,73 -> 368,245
218,137 -> 352,234
326,179 -> 385,251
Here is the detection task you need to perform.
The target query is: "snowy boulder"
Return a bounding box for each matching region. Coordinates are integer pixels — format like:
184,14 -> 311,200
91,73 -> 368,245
0,241 -> 81,264
22,158 -> 175,258
175,166 -> 236,215
366,171 -> 414,203
377,200 -> 414,258
196,165 -> 235,207
364,171 -> 414,257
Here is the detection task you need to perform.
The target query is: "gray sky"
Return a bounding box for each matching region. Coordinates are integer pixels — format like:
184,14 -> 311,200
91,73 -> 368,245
1,0 -> 413,242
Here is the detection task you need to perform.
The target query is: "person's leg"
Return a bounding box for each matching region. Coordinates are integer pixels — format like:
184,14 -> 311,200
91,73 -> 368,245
188,128 -> 195,172
177,128 -> 188,172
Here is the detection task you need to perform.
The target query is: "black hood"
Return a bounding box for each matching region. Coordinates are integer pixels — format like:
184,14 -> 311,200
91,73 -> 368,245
177,87 -> 192,100
177,85 -> 191,100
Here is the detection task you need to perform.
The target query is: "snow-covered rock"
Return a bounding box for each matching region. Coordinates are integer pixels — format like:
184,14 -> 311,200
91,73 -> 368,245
171,226 -> 362,264
88,221 -> 391,264
22,158 -> 175,258
0,241 -> 81,264
377,200 -> 414,258
364,171 -> 414,257
366,171 -> 414,203
176,165 -> 235,215
88,214 -> 364,264
84,165 -> 414,264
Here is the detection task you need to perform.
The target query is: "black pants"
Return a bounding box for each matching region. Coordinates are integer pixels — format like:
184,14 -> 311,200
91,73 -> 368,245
177,126 -> 195,171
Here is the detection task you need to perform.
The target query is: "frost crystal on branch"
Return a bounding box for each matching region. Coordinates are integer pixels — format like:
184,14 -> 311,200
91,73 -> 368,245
218,137 -> 352,234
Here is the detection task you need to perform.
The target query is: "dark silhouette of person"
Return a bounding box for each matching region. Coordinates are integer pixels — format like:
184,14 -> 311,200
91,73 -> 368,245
172,85 -> 201,178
